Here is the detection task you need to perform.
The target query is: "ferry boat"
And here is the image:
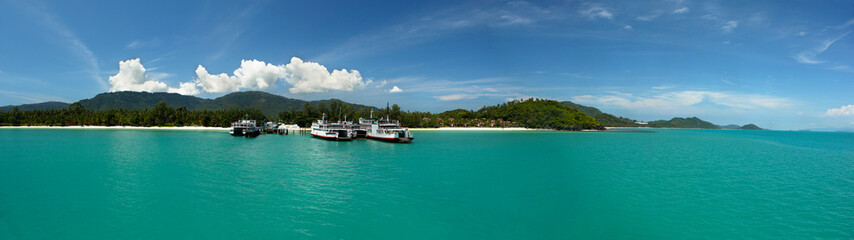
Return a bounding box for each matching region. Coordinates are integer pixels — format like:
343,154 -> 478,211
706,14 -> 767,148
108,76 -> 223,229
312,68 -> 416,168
310,114 -> 354,141
367,118 -> 414,143
230,119 -> 260,137
354,118 -> 374,138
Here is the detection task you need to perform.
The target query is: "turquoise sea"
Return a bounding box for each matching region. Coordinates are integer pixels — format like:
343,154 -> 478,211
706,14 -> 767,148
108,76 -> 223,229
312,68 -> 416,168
0,128 -> 852,239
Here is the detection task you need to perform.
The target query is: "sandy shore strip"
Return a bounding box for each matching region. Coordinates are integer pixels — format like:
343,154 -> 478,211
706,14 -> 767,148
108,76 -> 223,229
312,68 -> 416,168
0,126 -> 230,131
409,127 -> 536,131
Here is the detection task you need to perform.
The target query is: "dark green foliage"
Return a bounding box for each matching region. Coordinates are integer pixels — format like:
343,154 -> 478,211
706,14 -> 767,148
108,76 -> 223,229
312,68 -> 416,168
593,113 -> 641,127
648,117 -> 720,129
79,91 -> 207,110
0,102 -> 265,127
69,91 -> 377,117
0,101 -> 70,112
394,98 -> 601,130
739,124 -> 763,130
561,101 -> 603,116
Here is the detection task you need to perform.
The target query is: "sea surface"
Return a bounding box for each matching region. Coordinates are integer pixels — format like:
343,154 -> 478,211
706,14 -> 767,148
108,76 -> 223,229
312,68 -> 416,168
0,128 -> 852,239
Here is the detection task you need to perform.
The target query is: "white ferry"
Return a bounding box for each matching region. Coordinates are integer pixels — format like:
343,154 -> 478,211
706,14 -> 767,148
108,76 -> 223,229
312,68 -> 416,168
367,118 -> 414,143
310,114 -> 354,141
230,119 -> 260,137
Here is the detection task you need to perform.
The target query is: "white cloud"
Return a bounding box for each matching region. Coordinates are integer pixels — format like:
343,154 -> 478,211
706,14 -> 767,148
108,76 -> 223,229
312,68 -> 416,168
721,20 -> 738,33
375,80 -> 388,88
168,82 -> 201,95
435,94 -> 479,101
284,57 -> 368,94
500,15 -> 533,25
637,14 -> 660,21
580,6 -> 613,20
109,58 -> 199,95
825,105 -> 854,117
572,90 -> 793,110
195,59 -> 288,93
194,65 -> 239,93
652,85 -> 674,90
109,58 -> 168,92
388,86 -> 403,93
798,31 -> 807,36
672,7 -> 689,14
832,65 -> 851,71
234,59 -> 288,90
623,25 -> 633,31
191,57 -> 369,94
794,32 -> 850,64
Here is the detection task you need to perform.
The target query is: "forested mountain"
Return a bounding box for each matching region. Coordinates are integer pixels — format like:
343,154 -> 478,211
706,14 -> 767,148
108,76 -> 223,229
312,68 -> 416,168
33,91 -> 378,117
0,91 -> 760,130
648,117 -> 720,129
561,101 -> 641,127
738,124 -> 763,130
78,92 -> 208,110
560,101 -> 603,116
0,101 -> 70,112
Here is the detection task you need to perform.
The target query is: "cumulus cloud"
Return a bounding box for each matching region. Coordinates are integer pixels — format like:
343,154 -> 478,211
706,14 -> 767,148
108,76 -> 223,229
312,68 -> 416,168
193,57 -> 366,94
108,58 -> 199,95
194,65 -> 238,93
388,86 -> 403,93
194,59 -> 287,93
571,90 -> 793,110
110,57 -> 368,95
825,105 -> 854,117
623,25 -> 633,31
284,57 -> 368,94
169,82 -> 201,95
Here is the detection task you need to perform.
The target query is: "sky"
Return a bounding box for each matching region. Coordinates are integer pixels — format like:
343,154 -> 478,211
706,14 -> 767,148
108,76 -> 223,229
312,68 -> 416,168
0,0 -> 852,130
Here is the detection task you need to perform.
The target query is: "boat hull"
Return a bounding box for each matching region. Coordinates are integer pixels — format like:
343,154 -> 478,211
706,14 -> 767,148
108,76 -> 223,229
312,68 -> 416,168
367,135 -> 414,143
230,128 -> 246,136
311,133 -> 353,141
243,130 -> 260,138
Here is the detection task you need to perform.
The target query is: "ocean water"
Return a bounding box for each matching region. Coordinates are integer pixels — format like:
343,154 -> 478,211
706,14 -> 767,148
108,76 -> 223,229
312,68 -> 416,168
0,128 -> 852,239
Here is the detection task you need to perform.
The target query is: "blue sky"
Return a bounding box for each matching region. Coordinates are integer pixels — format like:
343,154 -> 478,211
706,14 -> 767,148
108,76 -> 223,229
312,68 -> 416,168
1,0 -> 853,130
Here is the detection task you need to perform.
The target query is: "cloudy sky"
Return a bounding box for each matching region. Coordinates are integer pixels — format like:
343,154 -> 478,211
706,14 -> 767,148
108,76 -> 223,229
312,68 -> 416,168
0,0 -> 852,130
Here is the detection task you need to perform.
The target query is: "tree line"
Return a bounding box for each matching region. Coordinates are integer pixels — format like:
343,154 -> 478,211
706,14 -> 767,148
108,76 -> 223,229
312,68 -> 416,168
1,98 -> 602,130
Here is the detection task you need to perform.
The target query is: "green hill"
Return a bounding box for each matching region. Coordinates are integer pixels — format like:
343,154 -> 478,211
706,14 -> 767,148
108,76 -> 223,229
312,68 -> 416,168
561,101 -> 603,116
739,124 -> 763,130
70,91 -> 377,117
478,99 -> 601,129
648,117 -> 720,129
78,91 -> 208,110
1,101 -> 70,112
593,113 -> 641,127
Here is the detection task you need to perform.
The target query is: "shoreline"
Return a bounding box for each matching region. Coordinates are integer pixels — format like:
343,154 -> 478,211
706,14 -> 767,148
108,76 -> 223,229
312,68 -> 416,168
0,126 -> 230,131
410,127 -> 539,131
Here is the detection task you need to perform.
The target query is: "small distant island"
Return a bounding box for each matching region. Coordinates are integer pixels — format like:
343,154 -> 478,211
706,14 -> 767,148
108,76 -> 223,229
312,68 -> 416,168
0,91 -> 763,131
